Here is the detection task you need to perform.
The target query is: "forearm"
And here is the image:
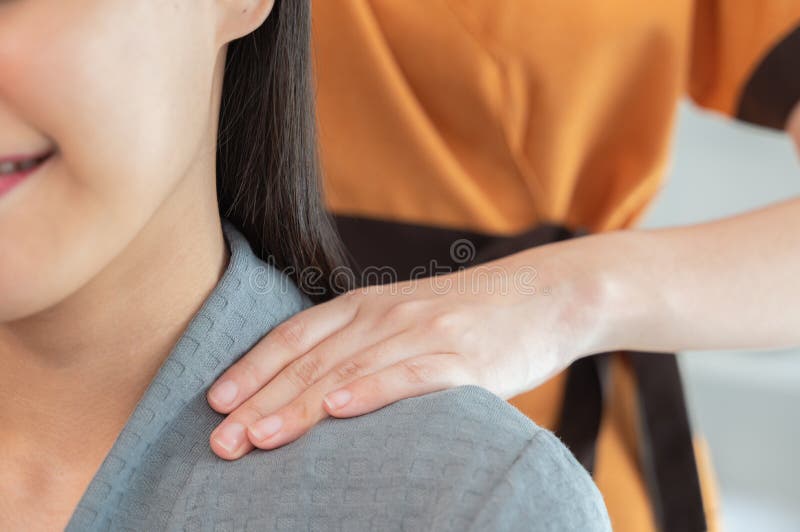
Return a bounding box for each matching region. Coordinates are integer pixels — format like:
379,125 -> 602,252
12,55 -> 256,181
529,196 -> 800,355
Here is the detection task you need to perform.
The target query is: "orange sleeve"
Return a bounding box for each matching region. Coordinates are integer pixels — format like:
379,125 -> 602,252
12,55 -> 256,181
688,0 -> 800,129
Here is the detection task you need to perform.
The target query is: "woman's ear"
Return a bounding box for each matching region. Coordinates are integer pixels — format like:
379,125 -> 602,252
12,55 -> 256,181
215,0 -> 276,46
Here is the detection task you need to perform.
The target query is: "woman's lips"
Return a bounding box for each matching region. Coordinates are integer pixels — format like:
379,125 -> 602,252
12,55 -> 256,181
0,149 -> 55,199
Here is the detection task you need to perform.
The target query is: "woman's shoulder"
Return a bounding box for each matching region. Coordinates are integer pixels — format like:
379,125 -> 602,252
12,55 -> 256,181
175,384 -> 610,531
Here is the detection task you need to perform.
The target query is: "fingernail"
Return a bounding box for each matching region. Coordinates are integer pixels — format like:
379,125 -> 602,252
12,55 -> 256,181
214,422 -> 246,454
323,389 -> 352,410
210,380 -> 238,407
250,415 -> 283,440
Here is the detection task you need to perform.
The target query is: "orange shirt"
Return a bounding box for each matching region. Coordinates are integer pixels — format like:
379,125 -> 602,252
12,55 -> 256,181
311,2 -> 800,530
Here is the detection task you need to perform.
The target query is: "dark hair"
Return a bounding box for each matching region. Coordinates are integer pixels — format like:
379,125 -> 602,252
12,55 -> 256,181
216,0 -> 350,303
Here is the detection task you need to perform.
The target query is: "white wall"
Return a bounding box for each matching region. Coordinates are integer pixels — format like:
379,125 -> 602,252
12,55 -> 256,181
640,101 -> 800,532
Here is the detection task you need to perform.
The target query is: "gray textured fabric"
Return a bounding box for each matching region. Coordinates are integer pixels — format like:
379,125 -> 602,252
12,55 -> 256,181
64,218 -> 611,532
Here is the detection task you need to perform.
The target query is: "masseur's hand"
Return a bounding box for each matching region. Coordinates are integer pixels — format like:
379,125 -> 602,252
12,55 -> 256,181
205,237 -> 614,459
207,103 -> 800,460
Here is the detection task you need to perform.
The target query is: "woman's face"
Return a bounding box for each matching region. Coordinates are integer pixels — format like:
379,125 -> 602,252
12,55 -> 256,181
0,0 -> 246,321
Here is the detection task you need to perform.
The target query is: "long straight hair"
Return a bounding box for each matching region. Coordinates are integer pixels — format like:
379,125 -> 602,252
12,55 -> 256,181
216,0 -> 350,303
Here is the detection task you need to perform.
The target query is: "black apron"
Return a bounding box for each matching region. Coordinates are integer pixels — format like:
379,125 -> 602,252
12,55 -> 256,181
333,214 -> 707,532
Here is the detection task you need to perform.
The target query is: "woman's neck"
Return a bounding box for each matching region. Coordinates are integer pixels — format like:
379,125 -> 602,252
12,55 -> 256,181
0,168 -> 229,499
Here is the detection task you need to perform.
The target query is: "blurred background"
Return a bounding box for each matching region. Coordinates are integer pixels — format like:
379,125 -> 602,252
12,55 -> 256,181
641,101 -> 800,532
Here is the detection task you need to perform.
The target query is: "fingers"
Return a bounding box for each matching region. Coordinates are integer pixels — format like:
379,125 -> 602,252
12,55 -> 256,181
209,324 -> 407,459
240,330 -> 412,450
220,325 -> 367,431
209,350 -> 348,459
245,352 -> 471,453
206,291 -> 359,414
207,289 -> 482,459
321,353 -> 473,418
209,417 -> 256,460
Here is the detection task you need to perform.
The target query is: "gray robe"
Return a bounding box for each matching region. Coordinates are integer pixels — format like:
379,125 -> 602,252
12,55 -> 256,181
65,218 -> 611,531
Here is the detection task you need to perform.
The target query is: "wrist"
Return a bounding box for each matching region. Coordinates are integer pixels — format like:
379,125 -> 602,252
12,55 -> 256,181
536,229 -> 657,359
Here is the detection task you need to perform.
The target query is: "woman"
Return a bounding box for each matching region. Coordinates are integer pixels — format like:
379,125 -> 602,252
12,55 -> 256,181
0,0 -> 610,530
205,2 -> 800,531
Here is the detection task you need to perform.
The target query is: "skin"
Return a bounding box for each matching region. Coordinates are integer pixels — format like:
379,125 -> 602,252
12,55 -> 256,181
207,102 -> 800,459
0,0 -> 274,529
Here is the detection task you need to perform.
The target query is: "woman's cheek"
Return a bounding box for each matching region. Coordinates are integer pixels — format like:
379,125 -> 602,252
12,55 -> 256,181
0,0 -> 217,321
0,6 -> 144,320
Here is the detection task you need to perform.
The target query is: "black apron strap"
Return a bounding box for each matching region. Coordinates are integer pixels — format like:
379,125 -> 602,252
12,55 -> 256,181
557,353 -> 612,474
630,352 -> 707,532
332,214 -> 706,531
